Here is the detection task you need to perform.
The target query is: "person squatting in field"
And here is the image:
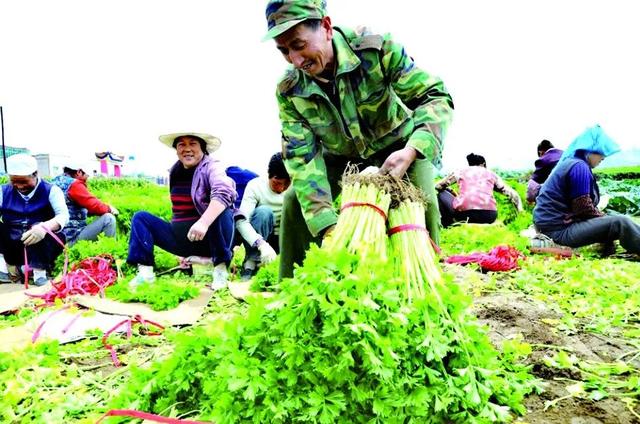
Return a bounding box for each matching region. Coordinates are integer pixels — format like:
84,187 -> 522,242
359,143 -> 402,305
264,0 -> 454,279
0,154 -> 69,286
534,125 -> 640,255
126,133 -> 237,290
435,153 -> 524,227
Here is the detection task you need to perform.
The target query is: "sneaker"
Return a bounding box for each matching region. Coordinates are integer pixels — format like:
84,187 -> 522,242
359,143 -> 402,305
128,273 -> 155,288
240,267 -> 257,282
211,267 -> 229,291
0,266 -> 23,284
33,276 -> 50,287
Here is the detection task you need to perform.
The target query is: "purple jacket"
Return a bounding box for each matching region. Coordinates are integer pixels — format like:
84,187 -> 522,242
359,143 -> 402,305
169,155 -> 237,216
531,148 -> 563,184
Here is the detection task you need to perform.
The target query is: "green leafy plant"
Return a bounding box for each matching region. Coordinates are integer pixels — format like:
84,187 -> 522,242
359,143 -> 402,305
111,246 -> 536,423
105,276 -> 200,311
249,258 -> 279,292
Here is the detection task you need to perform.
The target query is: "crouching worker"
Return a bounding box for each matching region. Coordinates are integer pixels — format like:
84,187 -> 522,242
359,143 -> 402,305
52,161 -> 118,245
534,125 -> 640,255
0,154 -> 69,286
235,152 -> 290,280
436,153 -> 523,227
127,133 -> 237,290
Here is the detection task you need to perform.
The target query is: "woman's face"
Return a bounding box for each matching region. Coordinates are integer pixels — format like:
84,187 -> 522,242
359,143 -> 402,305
175,136 -> 205,169
587,152 -> 605,168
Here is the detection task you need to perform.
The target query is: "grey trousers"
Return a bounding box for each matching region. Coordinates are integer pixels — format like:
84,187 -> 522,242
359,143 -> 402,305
545,215 -> 640,254
70,213 -> 117,246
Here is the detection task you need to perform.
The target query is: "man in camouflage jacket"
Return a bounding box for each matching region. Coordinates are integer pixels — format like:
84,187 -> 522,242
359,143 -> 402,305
264,0 -> 454,278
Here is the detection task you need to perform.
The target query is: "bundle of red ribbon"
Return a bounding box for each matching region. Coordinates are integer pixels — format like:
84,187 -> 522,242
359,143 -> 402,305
445,245 -> 525,272
26,255 -> 117,306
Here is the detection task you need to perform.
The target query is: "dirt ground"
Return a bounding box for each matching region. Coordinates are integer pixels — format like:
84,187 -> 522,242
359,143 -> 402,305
447,263 -> 640,424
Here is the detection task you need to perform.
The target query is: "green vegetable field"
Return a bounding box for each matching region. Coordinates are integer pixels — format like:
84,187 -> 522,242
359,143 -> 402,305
1,171 -> 639,423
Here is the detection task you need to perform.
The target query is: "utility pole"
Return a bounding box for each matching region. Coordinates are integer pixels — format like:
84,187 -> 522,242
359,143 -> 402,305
1,106 -> 6,173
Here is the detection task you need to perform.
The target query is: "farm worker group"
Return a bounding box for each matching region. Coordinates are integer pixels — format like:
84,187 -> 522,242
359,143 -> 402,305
1,0 -> 639,289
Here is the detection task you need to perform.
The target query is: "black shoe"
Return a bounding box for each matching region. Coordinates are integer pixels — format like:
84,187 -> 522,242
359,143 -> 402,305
240,267 -> 257,282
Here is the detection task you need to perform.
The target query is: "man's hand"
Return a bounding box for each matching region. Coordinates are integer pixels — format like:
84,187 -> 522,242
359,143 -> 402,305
187,220 -> 209,242
21,225 -> 47,246
109,205 -> 120,215
380,146 -> 418,178
257,241 -> 277,264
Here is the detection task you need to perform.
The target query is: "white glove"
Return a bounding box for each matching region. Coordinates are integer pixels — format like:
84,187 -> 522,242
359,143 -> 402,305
257,241 -> 277,264
597,194 -> 610,210
360,166 -> 380,176
21,225 -> 47,246
109,205 -> 120,215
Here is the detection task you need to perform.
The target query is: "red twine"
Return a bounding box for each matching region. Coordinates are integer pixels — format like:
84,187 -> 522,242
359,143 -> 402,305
388,224 -> 442,255
26,255 -> 117,306
340,201 -> 387,220
445,245 -> 525,272
102,314 -> 164,367
97,409 -> 210,424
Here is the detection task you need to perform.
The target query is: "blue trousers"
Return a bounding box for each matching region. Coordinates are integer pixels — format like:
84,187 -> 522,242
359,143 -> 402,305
127,209 -> 234,267
0,221 -> 65,271
244,206 -> 278,263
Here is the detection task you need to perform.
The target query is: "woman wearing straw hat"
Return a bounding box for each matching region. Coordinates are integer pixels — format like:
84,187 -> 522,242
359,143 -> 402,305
126,133 -> 237,290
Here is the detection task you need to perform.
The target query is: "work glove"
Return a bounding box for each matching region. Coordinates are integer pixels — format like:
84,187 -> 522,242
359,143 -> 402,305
109,205 -> 120,215
257,240 -> 277,264
21,225 -> 47,246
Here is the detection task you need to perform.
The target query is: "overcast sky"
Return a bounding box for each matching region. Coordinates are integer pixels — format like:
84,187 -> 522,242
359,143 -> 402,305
1,0 -> 638,176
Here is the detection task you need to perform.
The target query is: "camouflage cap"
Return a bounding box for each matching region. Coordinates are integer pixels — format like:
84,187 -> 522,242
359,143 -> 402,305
263,0 -> 327,41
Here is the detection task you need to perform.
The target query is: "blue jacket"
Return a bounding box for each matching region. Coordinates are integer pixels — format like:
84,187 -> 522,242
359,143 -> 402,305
533,158 -> 600,232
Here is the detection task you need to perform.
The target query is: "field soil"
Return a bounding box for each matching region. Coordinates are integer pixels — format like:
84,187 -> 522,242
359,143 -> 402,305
448,265 -> 640,424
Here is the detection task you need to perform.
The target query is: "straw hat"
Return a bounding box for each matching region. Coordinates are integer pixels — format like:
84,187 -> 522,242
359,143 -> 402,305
158,133 -> 221,153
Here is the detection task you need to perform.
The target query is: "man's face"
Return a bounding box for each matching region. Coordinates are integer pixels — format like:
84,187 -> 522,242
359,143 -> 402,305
269,176 -> 291,194
175,136 -> 205,169
275,17 -> 334,77
10,174 -> 38,194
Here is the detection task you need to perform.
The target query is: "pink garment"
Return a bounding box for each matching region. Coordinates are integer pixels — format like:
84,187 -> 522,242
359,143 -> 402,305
452,166 -> 500,211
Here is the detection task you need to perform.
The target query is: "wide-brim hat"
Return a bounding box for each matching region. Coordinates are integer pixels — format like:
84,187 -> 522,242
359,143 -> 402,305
158,133 -> 221,153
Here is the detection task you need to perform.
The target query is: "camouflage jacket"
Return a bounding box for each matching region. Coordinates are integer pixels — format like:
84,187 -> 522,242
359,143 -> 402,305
276,26 -> 454,236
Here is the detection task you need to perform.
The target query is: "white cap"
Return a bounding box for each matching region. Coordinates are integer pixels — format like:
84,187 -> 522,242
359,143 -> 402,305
6,154 -> 38,176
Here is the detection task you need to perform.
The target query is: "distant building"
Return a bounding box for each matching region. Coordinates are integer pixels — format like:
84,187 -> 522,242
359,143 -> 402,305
95,151 -> 125,177
1,146 -> 30,173
33,154 -> 96,178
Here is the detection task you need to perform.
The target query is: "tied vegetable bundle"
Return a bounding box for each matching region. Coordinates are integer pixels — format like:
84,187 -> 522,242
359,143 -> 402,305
387,180 -> 442,302
323,167 -> 391,261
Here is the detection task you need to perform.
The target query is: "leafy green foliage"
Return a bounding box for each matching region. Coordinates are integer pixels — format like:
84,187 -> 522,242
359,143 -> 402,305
106,277 -> 200,311
441,223 -> 529,256
0,307 -> 36,330
88,177 -> 171,235
599,178 -> 640,216
112,246 -> 535,423
504,256 -> 640,335
249,258 -> 280,292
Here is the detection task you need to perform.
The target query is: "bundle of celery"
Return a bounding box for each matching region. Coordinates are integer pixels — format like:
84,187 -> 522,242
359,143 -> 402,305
323,168 -> 391,261
387,181 -> 442,302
